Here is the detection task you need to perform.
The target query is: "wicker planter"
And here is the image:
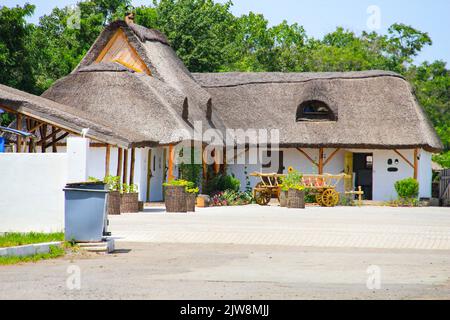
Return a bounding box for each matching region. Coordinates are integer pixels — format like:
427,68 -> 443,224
287,189 -> 305,209
279,190 -> 288,207
107,191 -> 121,215
165,185 -> 187,213
186,193 -> 196,212
120,193 -> 139,213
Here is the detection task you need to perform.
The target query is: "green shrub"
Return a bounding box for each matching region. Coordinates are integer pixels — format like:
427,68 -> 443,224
280,169 -> 304,191
304,189 -> 316,203
163,179 -> 199,194
104,175 -> 121,191
205,174 -> 240,195
395,178 -> 419,199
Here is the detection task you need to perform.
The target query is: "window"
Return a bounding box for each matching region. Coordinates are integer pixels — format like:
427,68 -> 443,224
296,100 -> 335,122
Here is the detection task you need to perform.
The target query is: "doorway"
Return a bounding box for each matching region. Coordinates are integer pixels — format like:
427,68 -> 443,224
353,153 -> 373,200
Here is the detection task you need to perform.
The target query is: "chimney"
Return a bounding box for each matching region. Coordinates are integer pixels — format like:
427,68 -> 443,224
125,12 -> 135,24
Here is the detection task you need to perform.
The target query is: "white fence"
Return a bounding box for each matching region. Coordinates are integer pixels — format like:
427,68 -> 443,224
0,138 -> 89,233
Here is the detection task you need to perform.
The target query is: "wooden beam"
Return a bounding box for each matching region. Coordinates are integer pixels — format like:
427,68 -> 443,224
51,126 -> 57,153
296,148 -> 319,167
323,148 -> 341,167
105,144 -> 111,177
129,148 -> 136,185
43,132 -> 69,149
318,148 -> 324,174
213,149 -> 221,175
202,144 -> 208,187
222,147 -> 227,174
38,128 -> 62,145
393,149 -> 414,169
16,113 -> 22,153
168,144 -> 175,182
117,148 -> 123,178
123,149 -> 129,184
414,148 -> 419,180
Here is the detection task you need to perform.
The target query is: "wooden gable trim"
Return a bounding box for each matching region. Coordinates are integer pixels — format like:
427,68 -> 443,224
95,28 -> 151,75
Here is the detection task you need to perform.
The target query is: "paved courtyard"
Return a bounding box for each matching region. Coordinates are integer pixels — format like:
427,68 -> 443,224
1,205 -> 450,300
110,205 -> 450,250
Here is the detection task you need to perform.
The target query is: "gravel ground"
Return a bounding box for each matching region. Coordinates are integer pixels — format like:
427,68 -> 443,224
0,242 -> 449,300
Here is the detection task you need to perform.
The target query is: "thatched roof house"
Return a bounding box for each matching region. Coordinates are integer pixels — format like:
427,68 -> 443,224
193,71 -> 443,152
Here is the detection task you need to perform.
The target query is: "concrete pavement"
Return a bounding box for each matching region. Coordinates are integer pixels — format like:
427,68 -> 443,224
110,205 -> 450,250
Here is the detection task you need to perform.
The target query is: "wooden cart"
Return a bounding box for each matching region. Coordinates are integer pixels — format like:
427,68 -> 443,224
300,174 -> 346,207
250,172 -> 346,207
250,172 -> 284,206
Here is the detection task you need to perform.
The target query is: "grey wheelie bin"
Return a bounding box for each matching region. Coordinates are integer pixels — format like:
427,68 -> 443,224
64,182 -> 110,242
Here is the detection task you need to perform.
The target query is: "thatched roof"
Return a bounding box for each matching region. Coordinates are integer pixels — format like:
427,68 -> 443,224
193,71 -> 443,152
43,21 -> 213,146
0,83 -> 137,147
40,20 -> 442,151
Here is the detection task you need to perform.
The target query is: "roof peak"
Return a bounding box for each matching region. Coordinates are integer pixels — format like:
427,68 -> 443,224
108,20 -> 170,46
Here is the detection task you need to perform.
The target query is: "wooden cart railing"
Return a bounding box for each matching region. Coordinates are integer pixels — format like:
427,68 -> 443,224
250,172 -> 347,207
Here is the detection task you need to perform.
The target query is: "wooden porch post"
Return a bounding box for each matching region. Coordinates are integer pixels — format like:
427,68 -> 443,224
130,148 -> 135,185
222,147 -> 227,174
202,144 -> 208,187
414,148 -> 419,180
117,148 -> 123,178
16,114 -> 22,153
105,144 -> 111,177
318,148 -> 324,174
123,149 -> 129,184
168,144 -> 175,182
51,126 -> 57,153
213,148 -> 221,175
146,149 -> 152,202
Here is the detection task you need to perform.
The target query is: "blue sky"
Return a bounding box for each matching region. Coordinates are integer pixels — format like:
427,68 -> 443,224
4,0 -> 450,64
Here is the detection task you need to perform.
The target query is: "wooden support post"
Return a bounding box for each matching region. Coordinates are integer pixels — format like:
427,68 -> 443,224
414,148 -> 419,180
202,144 -> 208,187
393,149 -> 414,169
51,126 -> 57,153
168,144 -> 175,182
222,147 -> 227,174
117,148 -> 123,178
105,144 -> 111,177
213,148 -> 221,175
16,114 -> 22,153
323,148 -> 341,167
40,124 -> 47,153
123,149 -> 129,184
318,148 -> 324,174
130,148 -> 136,185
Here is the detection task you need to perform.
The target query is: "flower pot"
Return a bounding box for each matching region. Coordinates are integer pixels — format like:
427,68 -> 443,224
107,191 -> 121,215
287,189 -> 305,209
279,190 -> 288,207
196,195 -> 210,208
186,193 -> 196,212
165,185 -> 187,213
120,193 -> 139,213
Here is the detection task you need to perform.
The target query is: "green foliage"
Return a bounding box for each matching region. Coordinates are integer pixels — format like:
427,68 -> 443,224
0,232 -> 64,248
178,148 -> 202,187
395,178 -> 419,199
205,174 -> 240,195
163,179 -> 199,194
122,183 -> 138,194
432,151 -> 450,169
304,189 -> 316,203
210,189 -> 253,206
104,175 -> 121,191
339,195 -> 356,207
0,245 -> 65,265
280,169 -> 304,191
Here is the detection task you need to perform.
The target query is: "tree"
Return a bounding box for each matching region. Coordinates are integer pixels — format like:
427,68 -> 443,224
0,4 -> 36,92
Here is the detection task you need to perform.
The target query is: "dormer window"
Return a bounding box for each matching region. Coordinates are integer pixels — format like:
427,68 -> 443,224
296,100 -> 336,122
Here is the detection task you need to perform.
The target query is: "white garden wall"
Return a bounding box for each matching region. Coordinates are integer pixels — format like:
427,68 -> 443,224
0,153 -> 68,233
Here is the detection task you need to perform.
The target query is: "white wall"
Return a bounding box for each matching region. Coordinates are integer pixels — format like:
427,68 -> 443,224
0,153 -> 68,233
372,149 -> 431,201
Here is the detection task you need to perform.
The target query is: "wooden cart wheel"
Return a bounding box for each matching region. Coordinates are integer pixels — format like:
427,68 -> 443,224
321,189 -> 339,207
315,193 -> 323,206
254,183 -> 272,206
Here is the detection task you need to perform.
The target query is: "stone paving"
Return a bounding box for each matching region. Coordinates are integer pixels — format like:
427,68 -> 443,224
109,205 -> 450,250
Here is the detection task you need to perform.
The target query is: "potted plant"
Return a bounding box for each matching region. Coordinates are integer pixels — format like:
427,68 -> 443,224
104,175 -> 121,215
283,169 -> 306,209
162,179 -> 188,213
185,181 -> 199,212
120,183 -> 139,213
